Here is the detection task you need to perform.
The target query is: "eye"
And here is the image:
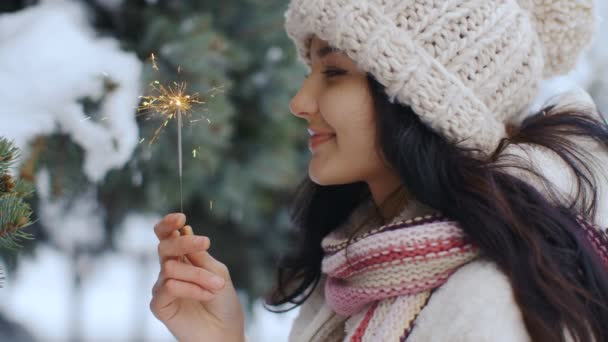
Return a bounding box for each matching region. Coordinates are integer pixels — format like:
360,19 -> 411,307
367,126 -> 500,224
322,68 -> 346,77
304,68 -> 346,79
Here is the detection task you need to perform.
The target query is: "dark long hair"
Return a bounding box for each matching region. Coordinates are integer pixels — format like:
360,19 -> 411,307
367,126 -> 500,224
265,73 -> 608,342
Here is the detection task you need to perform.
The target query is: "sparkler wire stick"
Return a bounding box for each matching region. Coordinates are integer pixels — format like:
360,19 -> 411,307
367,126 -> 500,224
177,107 -> 183,213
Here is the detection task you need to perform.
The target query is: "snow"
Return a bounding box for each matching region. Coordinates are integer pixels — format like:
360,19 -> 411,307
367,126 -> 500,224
266,46 -> 284,63
246,300 -> 300,341
0,215 -> 299,342
1,245 -> 72,341
0,0 -> 142,183
114,212 -> 161,256
0,244 -> 178,342
36,168 -> 106,253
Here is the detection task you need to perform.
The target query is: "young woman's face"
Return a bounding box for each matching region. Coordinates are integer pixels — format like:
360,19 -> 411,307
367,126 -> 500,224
289,36 -> 389,187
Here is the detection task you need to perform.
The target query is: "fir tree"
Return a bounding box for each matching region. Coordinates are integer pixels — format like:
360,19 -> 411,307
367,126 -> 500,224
0,137 -> 35,289
0,138 -> 35,257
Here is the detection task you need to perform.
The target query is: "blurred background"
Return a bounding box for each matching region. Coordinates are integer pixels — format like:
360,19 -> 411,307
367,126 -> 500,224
0,0 -> 607,341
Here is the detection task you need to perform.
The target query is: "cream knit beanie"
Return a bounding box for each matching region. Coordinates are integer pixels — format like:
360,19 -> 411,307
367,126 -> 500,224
284,0 -> 598,158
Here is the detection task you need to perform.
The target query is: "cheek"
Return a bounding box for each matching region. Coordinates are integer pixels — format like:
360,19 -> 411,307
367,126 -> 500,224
337,124 -> 376,165
338,123 -> 382,172
333,99 -> 377,155
309,79 -> 382,184
322,87 -> 375,139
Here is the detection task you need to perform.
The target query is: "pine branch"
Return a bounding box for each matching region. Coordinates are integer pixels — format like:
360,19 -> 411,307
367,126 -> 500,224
0,137 -> 35,256
0,137 -> 18,175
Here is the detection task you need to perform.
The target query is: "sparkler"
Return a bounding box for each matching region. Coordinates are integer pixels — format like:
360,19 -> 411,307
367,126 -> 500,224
137,53 -> 224,213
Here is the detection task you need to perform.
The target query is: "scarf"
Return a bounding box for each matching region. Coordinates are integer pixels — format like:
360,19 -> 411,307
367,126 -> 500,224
294,199 -> 608,342
316,211 -> 480,341
576,214 -> 608,268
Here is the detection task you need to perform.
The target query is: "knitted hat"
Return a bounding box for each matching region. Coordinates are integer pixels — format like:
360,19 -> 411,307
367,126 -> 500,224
284,0 -> 598,158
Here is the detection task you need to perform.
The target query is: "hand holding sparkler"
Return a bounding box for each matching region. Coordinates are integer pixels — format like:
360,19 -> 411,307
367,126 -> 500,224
151,213 -> 246,342
143,55 -> 244,341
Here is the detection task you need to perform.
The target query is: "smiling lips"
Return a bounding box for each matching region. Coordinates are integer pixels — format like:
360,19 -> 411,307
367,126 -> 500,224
309,133 -> 336,151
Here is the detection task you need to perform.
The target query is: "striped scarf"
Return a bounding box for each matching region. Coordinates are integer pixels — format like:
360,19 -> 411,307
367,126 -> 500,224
318,213 -> 480,341
575,214 -> 608,268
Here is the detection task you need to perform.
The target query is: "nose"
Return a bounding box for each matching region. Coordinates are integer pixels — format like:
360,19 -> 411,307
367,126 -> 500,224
289,77 -> 318,121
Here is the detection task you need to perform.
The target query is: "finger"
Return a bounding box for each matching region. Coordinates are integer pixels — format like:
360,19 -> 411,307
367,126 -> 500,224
159,230 -> 182,264
178,225 -> 194,263
165,227 -> 231,280
179,224 -> 193,237
154,213 -> 186,240
152,275 -> 163,297
161,259 -> 226,292
151,279 -> 216,314
184,245 -> 230,281
158,233 -> 210,265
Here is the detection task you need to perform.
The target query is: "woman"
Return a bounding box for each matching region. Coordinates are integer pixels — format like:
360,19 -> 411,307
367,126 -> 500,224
150,0 -> 608,341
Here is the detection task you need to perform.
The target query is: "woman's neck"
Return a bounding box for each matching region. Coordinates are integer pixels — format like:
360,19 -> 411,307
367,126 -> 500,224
367,170 -> 408,221
374,185 -> 410,222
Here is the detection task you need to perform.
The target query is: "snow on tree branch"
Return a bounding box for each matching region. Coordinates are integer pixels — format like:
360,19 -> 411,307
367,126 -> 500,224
0,0 -> 142,182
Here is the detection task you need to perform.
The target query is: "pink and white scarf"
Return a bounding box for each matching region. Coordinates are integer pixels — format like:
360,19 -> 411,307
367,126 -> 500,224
310,211 -> 608,342
319,213 -> 480,341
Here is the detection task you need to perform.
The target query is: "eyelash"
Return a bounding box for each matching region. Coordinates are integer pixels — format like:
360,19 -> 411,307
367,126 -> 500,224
305,68 -> 346,78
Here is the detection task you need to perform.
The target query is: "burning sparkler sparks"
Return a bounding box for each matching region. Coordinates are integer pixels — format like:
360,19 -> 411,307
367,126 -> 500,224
151,53 -> 159,71
137,80 -> 206,145
137,53 -> 224,212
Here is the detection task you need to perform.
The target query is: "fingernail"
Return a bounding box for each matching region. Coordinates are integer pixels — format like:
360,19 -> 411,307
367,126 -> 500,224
210,276 -> 225,288
196,236 -> 208,246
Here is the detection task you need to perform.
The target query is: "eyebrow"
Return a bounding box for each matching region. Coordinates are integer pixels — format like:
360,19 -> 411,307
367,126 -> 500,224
316,46 -> 342,58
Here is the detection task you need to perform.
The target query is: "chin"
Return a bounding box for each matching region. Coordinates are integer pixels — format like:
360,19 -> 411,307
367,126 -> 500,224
308,169 -> 327,185
309,166 -> 353,186
310,175 -> 334,186
309,167 -> 334,186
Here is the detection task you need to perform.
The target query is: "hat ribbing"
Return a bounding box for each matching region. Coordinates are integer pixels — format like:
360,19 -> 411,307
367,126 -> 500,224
284,0 -> 597,158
